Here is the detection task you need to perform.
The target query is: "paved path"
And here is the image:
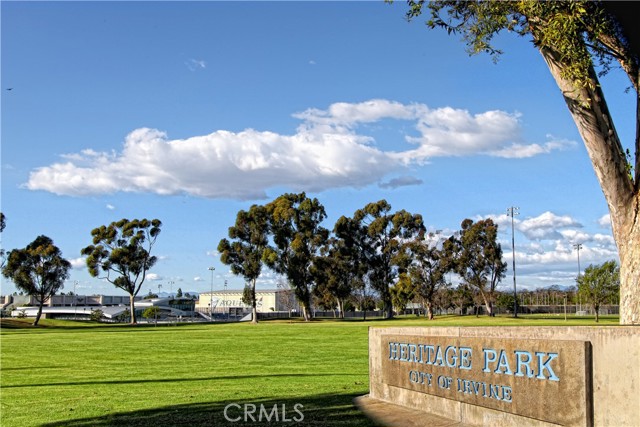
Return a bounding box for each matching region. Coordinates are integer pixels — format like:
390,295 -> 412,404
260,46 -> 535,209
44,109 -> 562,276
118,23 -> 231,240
354,395 -> 473,427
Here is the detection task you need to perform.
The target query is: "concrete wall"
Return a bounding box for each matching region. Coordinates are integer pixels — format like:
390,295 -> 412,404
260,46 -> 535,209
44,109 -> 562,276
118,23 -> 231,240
369,326 -> 639,427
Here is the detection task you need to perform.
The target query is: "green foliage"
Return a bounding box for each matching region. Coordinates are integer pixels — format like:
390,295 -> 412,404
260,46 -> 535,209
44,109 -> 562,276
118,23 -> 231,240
264,192 -> 329,321
450,219 -> 506,316
2,235 -> 71,326
347,200 -> 425,319
90,309 -> 104,322
142,306 -> 161,320
409,232 -> 452,319
241,285 -> 253,307
390,273 -> 415,312
81,218 -> 162,324
399,0 -> 637,92
1,212 -> 7,269
311,237 -> 358,318
218,204 -> 269,323
495,292 -> 516,311
577,260 -> 620,322
176,287 -> 183,298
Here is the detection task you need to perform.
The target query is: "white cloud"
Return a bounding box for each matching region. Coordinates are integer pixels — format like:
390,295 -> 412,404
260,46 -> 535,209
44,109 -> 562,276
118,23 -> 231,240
106,204 -> 115,210
476,210 -> 618,288
488,136 -> 576,159
597,214 -> 611,227
518,211 -> 582,240
185,58 -> 206,71
25,99 -> 577,200
69,257 -> 86,270
147,273 -> 162,281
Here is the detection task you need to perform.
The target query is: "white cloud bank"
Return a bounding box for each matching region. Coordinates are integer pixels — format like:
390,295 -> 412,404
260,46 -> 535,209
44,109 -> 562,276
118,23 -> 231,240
477,211 -> 618,289
25,99 -> 576,200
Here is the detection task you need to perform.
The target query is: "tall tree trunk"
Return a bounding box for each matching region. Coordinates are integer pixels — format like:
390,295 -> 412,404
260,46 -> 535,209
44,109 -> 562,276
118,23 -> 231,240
537,45 -> 640,324
479,289 -> 493,317
33,303 -> 44,326
337,298 -> 344,319
129,294 -> 137,324
302,304 -> 312,321
619,211 -> 640,324
251,280 -> 258,324
426,301 -> 434,320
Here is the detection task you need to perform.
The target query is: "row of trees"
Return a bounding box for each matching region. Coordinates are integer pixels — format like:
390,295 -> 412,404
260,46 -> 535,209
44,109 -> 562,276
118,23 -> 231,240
1,214 -> 162,325
1,200 -> 621,326
218,193 -> 508,323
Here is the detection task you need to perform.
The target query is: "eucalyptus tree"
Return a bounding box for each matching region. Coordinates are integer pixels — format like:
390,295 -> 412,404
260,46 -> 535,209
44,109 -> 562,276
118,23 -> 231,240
312,237 -> 358,318
577,260 -> 620,322
218,204 -> 269,324
2,235 -> 71,326
409,233 -> 453,320
351,200 -> 425,319
393,0 -> 640,324
333,214 -> 375,319
452,218 -> 507,317
263,192 -> 329,321
81,218 -> 162,324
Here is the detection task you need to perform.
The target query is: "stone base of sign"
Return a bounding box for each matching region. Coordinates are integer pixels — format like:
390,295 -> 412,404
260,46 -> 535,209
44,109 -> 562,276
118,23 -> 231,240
354,394 -> 472,427
364,326 -> 639,427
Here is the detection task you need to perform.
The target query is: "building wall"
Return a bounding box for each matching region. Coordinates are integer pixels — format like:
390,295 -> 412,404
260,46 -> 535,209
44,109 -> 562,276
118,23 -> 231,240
196,289 -> 298,313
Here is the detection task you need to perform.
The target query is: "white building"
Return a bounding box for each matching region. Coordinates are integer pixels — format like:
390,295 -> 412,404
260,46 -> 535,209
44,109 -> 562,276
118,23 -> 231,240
196,289 -> 299,318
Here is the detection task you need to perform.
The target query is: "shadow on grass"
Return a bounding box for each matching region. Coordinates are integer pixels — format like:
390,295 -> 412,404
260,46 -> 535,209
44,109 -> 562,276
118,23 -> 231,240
41,393 -> 380,427
3,373 -> 359,389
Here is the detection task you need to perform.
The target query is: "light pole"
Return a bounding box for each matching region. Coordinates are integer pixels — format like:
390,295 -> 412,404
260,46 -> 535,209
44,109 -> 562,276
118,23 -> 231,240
507,206 -> 519,318
573,243 -> 583,278
573,243 -> 583,313
208,267 -> 215,319
168,280 -> 174,297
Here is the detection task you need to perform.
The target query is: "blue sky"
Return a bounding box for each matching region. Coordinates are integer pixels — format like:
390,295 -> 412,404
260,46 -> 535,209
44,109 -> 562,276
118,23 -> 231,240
1,1 -> 633,297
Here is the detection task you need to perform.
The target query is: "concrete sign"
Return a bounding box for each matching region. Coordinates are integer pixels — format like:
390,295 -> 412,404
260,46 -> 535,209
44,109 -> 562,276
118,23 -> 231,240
381,335 -> 591,426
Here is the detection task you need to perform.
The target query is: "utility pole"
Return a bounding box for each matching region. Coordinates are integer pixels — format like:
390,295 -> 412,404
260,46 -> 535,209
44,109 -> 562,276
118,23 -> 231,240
507,206 -> 519,318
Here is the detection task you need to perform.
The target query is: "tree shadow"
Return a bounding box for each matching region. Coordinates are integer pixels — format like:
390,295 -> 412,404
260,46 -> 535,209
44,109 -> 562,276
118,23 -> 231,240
3,373 -> 356,389
41,393 -> 381,427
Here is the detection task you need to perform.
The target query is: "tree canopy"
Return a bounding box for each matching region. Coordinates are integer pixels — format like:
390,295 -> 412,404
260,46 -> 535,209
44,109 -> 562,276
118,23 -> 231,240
264,192 -> 329,321
218,204 -> 270,323
577,260 -> 620,322
81,218 -> 162,324
2,235 -> 71,326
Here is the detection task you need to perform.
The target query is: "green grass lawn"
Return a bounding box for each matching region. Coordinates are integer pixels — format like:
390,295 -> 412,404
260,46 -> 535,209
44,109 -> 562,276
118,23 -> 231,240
0,314 -> 620,427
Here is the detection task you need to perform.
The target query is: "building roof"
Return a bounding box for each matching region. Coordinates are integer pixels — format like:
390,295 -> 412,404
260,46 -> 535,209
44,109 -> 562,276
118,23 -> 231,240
201,289 -> 284,295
